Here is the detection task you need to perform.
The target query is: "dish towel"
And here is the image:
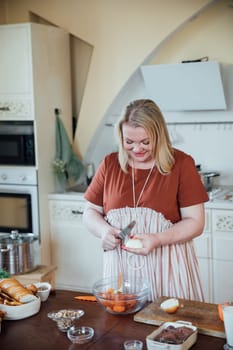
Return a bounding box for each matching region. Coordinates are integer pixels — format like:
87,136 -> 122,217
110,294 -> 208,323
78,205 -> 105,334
53,109 -> 84,184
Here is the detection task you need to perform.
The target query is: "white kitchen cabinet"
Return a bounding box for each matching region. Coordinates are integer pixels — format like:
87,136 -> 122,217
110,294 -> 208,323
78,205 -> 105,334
213,260 -> 233,304
194,206 -> 233,303
195,207 -> 233,304
0,25 -> 32,97
48,194 -> 233,299
0,23 -> 71,122
0,23 -> 72,265
196,257 -> 213,303
0,25 -> 32,119
212,209 -> 233,303
193,209 -> 213,302
49,196 -> 103,292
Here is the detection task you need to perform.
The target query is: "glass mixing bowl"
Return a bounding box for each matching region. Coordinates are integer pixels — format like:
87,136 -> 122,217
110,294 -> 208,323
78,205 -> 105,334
93,276 -> 149,315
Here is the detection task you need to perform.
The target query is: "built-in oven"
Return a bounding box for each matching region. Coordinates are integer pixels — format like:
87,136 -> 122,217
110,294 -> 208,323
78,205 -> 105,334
0,121 -> 35,166
0,167 -> 40,274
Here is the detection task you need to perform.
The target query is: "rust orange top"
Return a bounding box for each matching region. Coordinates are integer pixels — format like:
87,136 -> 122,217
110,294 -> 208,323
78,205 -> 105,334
84,150 -> 209,223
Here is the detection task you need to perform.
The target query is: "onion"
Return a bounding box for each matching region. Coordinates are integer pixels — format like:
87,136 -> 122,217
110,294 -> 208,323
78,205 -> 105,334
160,298 -> 179,314
125,238 -> 143,249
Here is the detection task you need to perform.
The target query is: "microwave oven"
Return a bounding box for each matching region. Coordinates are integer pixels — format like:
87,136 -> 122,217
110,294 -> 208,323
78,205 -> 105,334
0,121 -> 35,166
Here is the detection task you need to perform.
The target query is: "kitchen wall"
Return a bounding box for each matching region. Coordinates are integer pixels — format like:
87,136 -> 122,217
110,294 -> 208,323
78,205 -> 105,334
85,63 -> 233,186
83,0 -> 233,172
0,0 -> 213,154
149,1 -> 233,185
1,0 -> 233,186
0,1 -> 5,23
84,0 -> 233,187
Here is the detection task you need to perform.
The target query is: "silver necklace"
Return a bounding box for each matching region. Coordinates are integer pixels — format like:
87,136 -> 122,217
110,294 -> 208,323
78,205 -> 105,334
131,160 -> 155,208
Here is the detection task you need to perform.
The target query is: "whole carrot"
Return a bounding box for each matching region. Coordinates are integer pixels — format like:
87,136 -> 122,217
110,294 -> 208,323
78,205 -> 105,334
74,295 -> 97,302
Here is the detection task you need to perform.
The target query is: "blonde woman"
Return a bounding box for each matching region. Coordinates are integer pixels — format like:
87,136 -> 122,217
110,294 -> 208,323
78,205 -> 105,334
83,99 -> 208,301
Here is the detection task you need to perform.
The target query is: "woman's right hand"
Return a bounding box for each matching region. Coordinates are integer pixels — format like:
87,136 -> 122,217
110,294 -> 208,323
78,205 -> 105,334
101,227 -> 121,251
83,204 -> 121,250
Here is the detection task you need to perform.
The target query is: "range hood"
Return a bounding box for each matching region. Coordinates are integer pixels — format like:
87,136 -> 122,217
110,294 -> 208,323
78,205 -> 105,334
141,61 -> 226,111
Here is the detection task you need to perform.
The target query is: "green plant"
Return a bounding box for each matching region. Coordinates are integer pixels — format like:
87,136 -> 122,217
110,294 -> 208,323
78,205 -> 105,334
53,159 -> 68,178
0,268 -> 10,278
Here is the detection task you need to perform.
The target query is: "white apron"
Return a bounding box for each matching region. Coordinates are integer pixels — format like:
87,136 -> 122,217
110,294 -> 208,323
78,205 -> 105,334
103,207 -> 204,302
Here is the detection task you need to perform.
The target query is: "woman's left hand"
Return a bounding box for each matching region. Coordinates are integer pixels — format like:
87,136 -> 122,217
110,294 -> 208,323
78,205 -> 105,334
122,234 -> 160,256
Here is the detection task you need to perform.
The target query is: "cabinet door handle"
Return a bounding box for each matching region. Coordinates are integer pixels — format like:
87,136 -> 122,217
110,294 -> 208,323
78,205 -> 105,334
72,209 -> 83,215
0,106 -> 10,111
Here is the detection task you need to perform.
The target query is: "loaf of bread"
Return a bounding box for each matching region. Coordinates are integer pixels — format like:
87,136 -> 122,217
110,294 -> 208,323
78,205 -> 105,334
26,283 -> 38,295
0,278 -> 37,303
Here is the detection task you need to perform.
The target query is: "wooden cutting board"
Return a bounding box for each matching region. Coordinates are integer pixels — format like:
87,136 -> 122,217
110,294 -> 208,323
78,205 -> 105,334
134,296 -> 225,338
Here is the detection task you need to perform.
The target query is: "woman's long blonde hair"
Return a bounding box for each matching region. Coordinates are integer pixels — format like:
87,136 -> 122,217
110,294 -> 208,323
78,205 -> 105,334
116,99 -> 175,174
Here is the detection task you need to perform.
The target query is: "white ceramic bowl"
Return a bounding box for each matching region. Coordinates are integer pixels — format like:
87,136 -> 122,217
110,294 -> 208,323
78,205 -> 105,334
0,297 -> 41,320
34,282 -> 51,302
67,326 -> 94,344
0,311 -> 5,333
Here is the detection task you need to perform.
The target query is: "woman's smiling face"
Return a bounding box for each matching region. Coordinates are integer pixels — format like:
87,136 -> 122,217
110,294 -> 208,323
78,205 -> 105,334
122,123 -> 154,167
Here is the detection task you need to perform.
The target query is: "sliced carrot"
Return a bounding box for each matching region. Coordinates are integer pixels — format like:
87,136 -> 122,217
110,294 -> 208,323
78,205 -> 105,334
118,271 -> 123,291
218,302 -> 231,321
74,295 -> 97,302
106,288 -> 114,294
218,304 -> 224,321
112,304 -> 126,313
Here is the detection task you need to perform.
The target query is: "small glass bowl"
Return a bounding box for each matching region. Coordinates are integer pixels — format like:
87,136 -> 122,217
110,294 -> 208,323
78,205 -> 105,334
67,326 -> 94,344
124,339 -> 143,350
47,309 -> 84,332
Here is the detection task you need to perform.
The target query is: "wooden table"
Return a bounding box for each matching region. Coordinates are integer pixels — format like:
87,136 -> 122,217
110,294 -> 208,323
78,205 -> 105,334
0,290 -> 226,350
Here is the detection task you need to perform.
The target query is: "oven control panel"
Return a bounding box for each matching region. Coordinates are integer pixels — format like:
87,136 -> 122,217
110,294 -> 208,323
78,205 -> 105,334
0,167 -> 37,185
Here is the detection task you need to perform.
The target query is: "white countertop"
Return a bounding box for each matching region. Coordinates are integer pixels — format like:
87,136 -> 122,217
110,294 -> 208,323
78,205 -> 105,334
48,191 -> 233,210
205,186 -> 233,209
48,191 -> 85,201
205,200 -> 233,210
